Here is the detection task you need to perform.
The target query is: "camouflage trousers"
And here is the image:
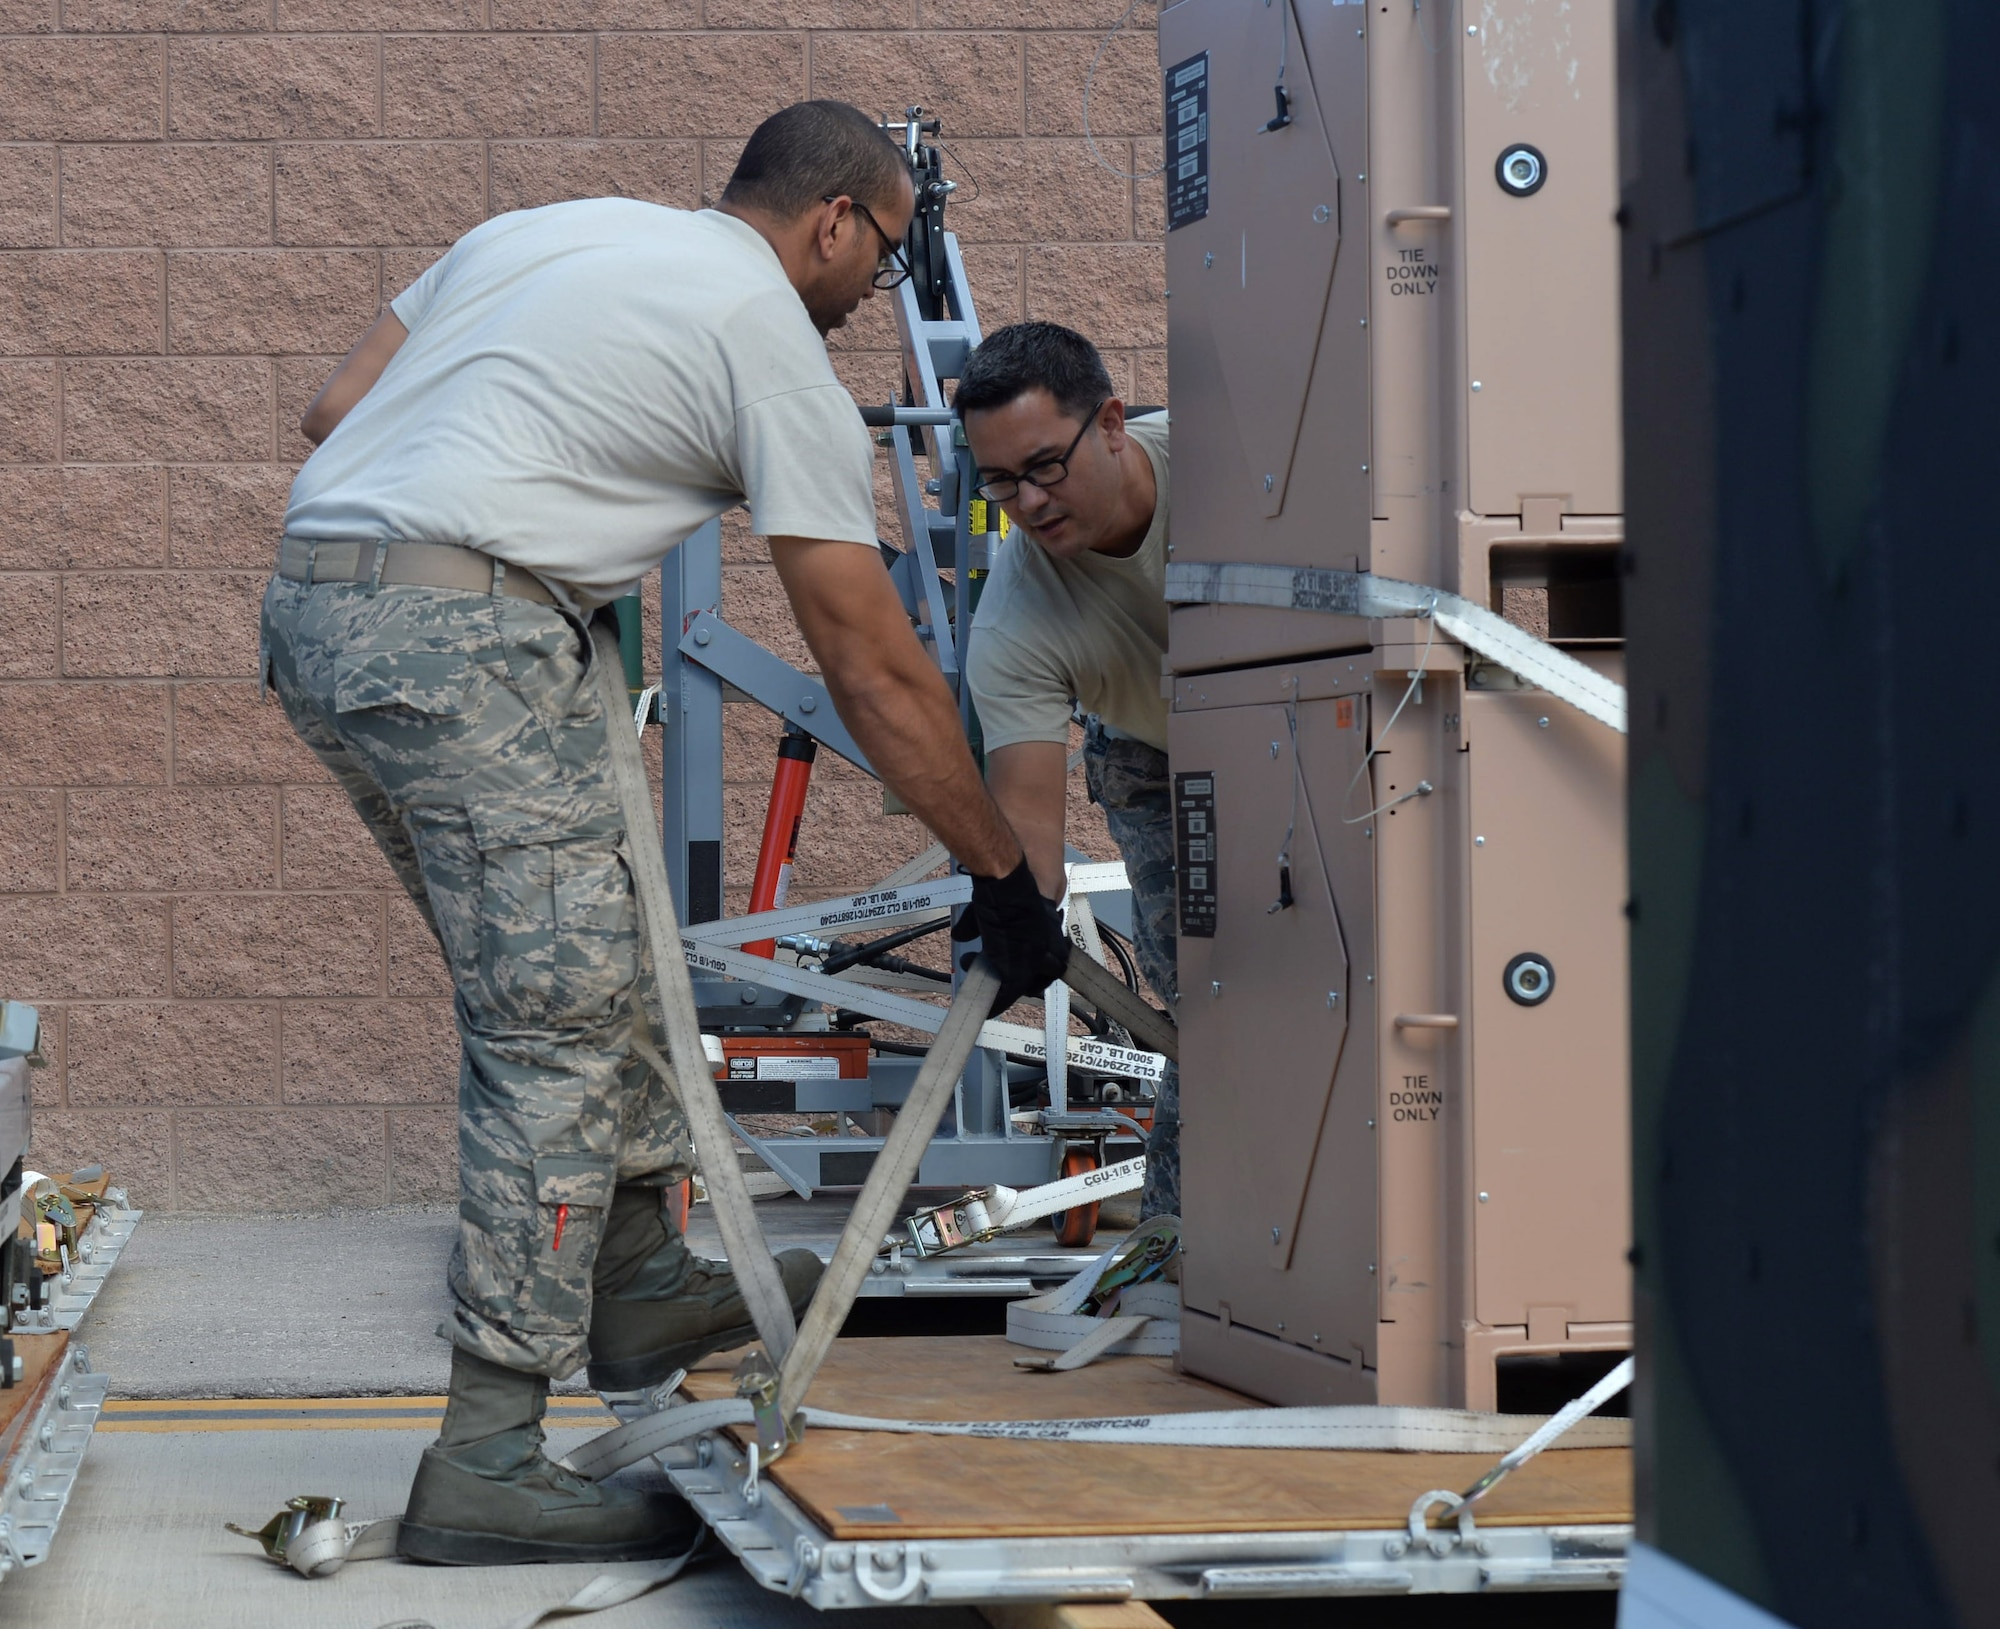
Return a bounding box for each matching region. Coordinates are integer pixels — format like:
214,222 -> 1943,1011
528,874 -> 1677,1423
261,571 -> 691,1379
1083,721 -> 1179,1221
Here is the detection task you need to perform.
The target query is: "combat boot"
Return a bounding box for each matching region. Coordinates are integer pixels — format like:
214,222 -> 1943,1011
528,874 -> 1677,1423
398,1346 -> 698,1565
587,1183 -> 823,1390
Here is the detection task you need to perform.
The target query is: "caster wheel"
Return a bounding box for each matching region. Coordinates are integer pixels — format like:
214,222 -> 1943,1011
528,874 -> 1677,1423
1051,1146 -> 1101,1248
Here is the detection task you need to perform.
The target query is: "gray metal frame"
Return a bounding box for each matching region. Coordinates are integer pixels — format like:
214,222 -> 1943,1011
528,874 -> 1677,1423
633,1420 -> 1625,1607
659,517 -> 726,926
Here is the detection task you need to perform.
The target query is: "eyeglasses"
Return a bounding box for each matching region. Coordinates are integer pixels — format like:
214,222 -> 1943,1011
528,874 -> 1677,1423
973,401 -> 1107,503
825,195 -> 912,290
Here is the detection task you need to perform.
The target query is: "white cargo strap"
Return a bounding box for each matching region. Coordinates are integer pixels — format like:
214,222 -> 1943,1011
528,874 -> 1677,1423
1004,1216 -> 1182,1370
1163,562 -> 1628,734
680,924 -> 1170,1084
983,1155 -> 1146,1233
1459,1353 -> 1635,1507
888,1157 -> 1146,1258
588,622 -> 799,1364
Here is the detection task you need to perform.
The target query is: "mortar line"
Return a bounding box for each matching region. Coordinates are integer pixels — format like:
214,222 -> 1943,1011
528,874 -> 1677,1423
1018,35 -> 1027,136
164,670 -> 178,789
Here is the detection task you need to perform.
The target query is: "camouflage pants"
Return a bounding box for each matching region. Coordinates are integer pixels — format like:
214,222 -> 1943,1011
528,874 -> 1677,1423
1083,721 -> 1179,1220
261,571 -> 691,1379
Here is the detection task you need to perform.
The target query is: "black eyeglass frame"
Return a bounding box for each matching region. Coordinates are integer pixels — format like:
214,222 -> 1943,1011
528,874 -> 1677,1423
972,400 -> 1109,503
823,194 -> 913,291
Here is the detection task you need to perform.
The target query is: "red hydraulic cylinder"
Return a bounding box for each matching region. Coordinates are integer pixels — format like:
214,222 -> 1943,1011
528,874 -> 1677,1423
742,725 -> 818,958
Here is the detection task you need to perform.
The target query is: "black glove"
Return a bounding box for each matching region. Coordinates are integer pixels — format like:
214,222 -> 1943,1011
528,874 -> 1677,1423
951,857 -> 1072,1015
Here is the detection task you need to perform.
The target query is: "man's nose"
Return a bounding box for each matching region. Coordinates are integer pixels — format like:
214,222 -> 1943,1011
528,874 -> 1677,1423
1012,481 -> 1051,516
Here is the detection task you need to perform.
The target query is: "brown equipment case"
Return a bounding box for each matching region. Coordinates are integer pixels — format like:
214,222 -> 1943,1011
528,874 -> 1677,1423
1162,0 -> 1629,1409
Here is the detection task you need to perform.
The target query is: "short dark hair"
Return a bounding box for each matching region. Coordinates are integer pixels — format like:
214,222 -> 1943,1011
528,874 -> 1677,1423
954,322 -> 1116,421
722,101 -> 909,220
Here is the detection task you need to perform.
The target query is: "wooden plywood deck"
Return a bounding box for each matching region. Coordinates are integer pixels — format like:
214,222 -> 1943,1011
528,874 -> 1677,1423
683,1336 -> 1631,1542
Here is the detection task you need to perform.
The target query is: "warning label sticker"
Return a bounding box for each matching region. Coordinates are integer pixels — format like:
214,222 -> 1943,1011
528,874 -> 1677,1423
1175,771 -> 1218,937
1164,53 -> 1210,231
729,1055 -> 840,1081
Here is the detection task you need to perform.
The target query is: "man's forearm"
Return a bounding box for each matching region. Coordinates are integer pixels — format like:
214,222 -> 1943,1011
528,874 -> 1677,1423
984,741 -> 1068,897
301,311 -> 408,445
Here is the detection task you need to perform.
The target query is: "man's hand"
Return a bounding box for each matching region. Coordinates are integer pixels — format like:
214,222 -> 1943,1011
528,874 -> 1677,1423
950,856 -> 1071,1015
767,536 -> 1021,880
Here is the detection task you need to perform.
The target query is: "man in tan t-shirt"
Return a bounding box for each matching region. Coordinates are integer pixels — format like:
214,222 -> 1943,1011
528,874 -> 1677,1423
955,322 -> 1180,1220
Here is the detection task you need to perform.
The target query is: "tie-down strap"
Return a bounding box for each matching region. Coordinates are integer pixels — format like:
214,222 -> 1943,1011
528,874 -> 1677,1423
1163,562 -> 1627,734
557,1386 -> 1630,1482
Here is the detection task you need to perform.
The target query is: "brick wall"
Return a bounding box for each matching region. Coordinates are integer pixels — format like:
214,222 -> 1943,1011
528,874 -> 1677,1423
0,2 -> 1163,1208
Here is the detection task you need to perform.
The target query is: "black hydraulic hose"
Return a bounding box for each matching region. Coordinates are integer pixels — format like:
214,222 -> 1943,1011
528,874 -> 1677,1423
863,953 -> 950,984
822,916 -> 951,977
1097,923 -> 1143,994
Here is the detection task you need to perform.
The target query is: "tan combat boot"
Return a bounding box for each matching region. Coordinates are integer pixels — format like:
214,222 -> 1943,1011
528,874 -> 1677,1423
398,1347 -> 697,1565
586,1183 -> 823,1391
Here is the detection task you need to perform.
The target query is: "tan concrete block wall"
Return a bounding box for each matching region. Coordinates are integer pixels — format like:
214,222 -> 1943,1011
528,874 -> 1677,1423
0,0 -> 1160,1210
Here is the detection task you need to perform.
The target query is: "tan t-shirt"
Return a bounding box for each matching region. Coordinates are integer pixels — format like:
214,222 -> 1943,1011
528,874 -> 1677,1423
966,414 -> 1170,753
285,201 -> 880,610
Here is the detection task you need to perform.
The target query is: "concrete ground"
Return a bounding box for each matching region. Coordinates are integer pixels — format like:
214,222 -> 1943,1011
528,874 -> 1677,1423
19,1202 -> 981,1628
77,1205 -> 471,1397
19,1204 -> 1619,1627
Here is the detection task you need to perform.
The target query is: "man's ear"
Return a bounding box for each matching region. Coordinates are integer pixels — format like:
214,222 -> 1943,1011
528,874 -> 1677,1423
1098,397 -> 1129,452
814,197 -> 851,265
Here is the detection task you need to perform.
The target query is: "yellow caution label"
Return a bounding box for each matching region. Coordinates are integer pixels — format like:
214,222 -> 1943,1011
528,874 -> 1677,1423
968,498 -> 988,534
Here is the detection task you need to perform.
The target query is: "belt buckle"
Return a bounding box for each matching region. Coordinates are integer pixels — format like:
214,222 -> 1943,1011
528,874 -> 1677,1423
887,1188 -> 998,1259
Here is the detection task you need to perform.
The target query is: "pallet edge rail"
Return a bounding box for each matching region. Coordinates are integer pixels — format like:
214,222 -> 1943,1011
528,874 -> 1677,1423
0,1000 -> 143,1587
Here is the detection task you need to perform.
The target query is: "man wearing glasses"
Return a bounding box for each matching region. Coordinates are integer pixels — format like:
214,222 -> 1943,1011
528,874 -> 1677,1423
260,103 -> 1069,1565
953,323 -> 1179,1224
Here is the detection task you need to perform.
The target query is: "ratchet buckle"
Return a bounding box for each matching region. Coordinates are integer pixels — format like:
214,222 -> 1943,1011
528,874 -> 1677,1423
885,1189 -> 1001,1259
